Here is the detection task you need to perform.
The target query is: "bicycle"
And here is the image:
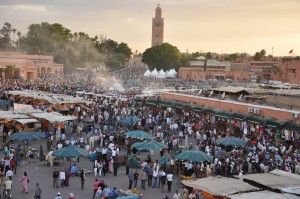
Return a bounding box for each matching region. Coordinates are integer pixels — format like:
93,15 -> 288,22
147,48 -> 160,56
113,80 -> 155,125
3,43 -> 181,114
2,188 -> 12,198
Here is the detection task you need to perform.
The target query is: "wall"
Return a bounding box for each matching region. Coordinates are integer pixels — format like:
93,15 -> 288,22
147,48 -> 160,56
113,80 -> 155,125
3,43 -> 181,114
161,92 -> 300,123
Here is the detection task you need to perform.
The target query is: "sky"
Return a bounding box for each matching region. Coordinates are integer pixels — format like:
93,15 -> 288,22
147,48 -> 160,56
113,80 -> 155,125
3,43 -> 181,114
0,0 -> 300,56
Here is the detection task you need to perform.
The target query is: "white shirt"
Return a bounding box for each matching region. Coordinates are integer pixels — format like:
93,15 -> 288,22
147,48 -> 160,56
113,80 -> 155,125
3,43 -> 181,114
173,193 -> 181,199
153,170 -> 158,177
59,171 -> 65,180
166,173 -> 173,181
5,170 -> 13,179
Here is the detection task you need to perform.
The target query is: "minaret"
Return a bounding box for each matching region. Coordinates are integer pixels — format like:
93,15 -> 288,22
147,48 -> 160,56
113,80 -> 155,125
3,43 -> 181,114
151,4 -> 164,47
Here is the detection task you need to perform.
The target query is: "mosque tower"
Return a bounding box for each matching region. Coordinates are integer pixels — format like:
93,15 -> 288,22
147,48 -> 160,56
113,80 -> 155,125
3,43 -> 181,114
151,4 -> 164,47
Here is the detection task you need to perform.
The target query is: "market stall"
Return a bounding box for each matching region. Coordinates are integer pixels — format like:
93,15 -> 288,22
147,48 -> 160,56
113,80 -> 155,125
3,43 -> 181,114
182,176 -> 258,198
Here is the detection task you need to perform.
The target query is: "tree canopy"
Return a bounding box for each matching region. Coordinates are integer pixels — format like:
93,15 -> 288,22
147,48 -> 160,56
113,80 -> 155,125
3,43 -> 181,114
142,43 -> 181,71
253,49 -> 267,61
7,22 -> 133,71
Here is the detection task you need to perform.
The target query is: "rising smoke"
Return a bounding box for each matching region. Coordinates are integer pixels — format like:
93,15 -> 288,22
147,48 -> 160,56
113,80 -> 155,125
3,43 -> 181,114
64,36 -> 125,91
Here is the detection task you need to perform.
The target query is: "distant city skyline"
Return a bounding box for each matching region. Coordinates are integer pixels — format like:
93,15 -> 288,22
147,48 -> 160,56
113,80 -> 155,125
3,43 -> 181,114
0,0 -> 299,56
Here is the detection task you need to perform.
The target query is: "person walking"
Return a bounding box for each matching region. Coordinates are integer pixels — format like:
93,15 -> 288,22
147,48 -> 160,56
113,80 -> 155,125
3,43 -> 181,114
160,171 -> 166,193
140,169 -> 147,190
55,192 -> 63,199
102,185 -> 110,198
53,168 -> 59,188
5,167 -> 13,180
128,170 -> 134,189
68,193 -> 75,199
3,177 -> 12,198
113,160 -> 119,176
34,183 -> 42,199
125,158 -> 130,175
59,169 -> 66,187
93,179 -> 100,199
80,169 -> 85,190
147,167 -> 153,187
19,171 -> 29,193
166,172 -> 173,193
133,170 -> 139,188
95,187 -> 103,199
152,167 -> 158,188
173,190 -> 181,199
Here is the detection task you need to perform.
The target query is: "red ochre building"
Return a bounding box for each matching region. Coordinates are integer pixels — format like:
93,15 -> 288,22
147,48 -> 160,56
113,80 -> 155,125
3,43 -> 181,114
179,57 -> 300,84
0,52 -> 64,80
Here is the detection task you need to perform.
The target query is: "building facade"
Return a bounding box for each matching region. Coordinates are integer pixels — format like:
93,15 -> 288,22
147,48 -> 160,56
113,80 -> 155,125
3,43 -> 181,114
272,57 -> 300,84
250,60 -> 277,80
0,52 -> 64,80
179,57 -> 234,81
151,4 -> 164,47
178,57 -> 300,84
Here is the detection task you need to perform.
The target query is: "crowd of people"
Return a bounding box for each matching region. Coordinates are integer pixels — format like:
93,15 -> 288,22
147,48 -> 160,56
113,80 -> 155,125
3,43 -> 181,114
0,67 -> 299,199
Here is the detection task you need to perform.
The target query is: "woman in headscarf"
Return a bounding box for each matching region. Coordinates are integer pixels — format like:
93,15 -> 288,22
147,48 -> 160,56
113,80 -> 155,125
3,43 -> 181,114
68,193 -> 75,199
19,171 -> 29,193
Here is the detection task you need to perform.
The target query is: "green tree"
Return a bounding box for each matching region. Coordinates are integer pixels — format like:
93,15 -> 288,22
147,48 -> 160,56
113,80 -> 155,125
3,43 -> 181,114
253,49 -> 266,61
17,22 -> 133,71
142,43 -> 181,71
0,22 -> 14,51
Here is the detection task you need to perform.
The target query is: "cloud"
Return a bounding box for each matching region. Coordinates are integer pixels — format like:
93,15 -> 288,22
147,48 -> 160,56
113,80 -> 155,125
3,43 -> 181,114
126,18 -> 134,22
0,4 -> 47,12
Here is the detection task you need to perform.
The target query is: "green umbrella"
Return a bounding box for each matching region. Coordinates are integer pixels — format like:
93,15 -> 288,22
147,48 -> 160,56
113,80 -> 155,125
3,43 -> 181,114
132,141 -> 167,151
174,150 -> 212,163
52,145 -> 89,167
216,137 -> 246,147
119,116 -> 141,125
125,130 -> 152,140
52,145 -> 88,158
9,131 -> 45,141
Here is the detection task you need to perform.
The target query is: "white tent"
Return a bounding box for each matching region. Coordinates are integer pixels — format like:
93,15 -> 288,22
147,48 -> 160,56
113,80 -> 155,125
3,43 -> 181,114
166,69 -> 177,78
144,69 -> 151,77
157,69 -> 166,78
196,56 -> 206,60
151,68 -> 159,77
32,112 -> 77,123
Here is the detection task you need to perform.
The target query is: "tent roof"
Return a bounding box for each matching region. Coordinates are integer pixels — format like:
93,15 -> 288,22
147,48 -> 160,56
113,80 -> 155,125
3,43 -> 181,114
31,112 -> 77,123
182,176 -> 257,196
239,170 -> 300,195
16,118 -> 39,124
196,56 -> 206,60
13,104 -> 42,114
229,190 -> 299,199
1,114 -> 31,119
151,68 -> 158,74
167,69 -> 177,74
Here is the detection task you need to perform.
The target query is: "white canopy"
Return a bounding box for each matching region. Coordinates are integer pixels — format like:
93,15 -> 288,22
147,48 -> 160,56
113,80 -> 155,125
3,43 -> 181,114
151,68 -> 159,76
32,112 -> 77,123
196,56 -> 206,60
13,104 -> 42,114
144,69 -> 151,77
2,114 -> 31,119
230,191 -> 299,199
16,118 -> 39,124
239,170 -> 300,195
157,69 -> 166,78
182,176 -> 257,196
166,69 -> 177,78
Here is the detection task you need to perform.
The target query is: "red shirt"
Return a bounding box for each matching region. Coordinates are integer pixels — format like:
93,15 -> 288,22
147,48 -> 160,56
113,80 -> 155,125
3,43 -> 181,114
93,181 -> 100,190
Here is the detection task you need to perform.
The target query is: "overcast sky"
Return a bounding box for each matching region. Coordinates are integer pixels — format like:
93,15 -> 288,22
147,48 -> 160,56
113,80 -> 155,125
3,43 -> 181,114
1,0 -> 299,56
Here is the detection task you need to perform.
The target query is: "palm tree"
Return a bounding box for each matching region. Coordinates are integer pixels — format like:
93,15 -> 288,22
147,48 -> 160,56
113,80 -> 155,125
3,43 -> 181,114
12,28 -> 16,46
17,31 -> 21,49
